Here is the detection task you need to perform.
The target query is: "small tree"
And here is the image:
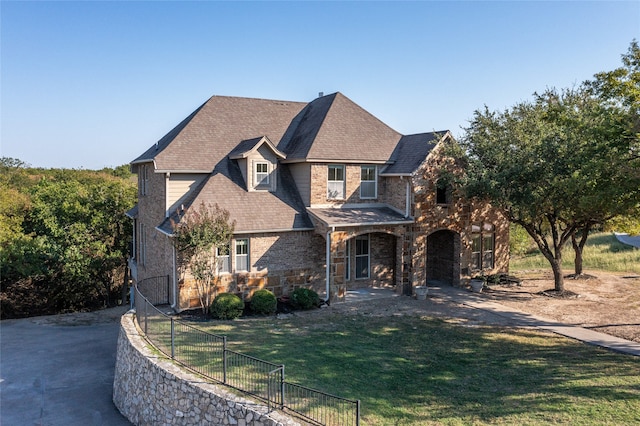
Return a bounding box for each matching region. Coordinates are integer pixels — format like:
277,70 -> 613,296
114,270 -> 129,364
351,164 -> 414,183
172,202 -> 235,313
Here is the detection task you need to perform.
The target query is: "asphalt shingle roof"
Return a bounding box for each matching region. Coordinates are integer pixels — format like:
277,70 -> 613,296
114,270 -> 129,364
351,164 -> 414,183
158,160 -> 313,234
280,93 -> 402,162
133,96 -> 306,171
381,132 -> 447,175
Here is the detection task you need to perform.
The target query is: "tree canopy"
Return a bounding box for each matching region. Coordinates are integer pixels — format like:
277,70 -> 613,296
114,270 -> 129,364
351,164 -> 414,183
0,161 -> 137,318
455,41 -> 640,292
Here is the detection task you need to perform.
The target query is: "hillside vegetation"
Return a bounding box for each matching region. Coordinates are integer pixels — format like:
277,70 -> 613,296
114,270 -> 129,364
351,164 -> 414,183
1,158 -> 137,318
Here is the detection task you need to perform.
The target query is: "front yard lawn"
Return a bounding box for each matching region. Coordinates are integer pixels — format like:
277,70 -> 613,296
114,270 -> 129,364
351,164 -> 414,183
193,311 -> 640,425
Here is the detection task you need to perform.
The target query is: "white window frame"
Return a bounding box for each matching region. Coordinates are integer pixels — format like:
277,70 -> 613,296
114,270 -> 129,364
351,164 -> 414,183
327,165 -> 345,200
355,234 -> 370,279
235,239 -> 249,272
216,244 -> 230,275
254,161 -> 269,188
360,165 -> 377,199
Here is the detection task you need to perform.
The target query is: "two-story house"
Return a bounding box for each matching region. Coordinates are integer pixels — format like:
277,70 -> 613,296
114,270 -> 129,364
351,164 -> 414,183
128,92 -> 509,311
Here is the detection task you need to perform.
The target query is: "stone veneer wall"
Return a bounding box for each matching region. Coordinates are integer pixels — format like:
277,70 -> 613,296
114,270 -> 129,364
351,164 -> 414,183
113,312 -> 300,426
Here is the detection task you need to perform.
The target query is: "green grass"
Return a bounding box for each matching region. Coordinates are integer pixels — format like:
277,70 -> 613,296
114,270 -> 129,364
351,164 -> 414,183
510,232 -> 640,274
148,230 -> 640,424
192,313 -> 640,425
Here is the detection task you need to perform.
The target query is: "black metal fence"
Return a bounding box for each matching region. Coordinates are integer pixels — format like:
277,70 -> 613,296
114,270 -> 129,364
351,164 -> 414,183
133,277 -> 360,426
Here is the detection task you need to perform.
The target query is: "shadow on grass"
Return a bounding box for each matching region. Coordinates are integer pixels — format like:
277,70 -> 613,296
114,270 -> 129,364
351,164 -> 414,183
188,313 -> 640,425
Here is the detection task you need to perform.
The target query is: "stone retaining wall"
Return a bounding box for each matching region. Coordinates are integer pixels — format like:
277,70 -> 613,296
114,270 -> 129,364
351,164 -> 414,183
113,312 -> 300,426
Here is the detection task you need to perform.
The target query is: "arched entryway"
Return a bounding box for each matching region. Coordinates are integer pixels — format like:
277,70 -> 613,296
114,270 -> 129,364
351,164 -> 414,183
426,230 -> 461,286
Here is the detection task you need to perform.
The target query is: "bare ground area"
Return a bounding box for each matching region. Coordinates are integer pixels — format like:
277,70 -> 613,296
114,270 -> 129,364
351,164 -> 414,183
302,270 -> 640,344
481,270 -> 640,343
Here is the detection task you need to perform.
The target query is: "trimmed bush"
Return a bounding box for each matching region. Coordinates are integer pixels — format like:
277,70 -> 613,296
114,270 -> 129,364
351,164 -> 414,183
250,289 -> 277,315
210,293 -> 244,320
290,288 -> 320,310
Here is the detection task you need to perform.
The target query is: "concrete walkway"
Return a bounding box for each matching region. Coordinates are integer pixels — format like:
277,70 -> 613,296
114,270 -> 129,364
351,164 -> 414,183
345,285 -> 640,357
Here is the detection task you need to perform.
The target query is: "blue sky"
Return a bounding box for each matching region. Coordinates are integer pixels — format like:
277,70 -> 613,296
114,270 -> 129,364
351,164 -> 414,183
1,1 -> 638,169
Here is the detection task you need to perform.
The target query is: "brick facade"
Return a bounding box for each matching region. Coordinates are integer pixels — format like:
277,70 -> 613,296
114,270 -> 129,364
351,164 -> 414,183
176,231 -> 326,311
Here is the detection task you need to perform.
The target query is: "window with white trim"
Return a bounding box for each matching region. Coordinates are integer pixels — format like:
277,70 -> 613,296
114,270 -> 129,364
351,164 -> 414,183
471,223 -> 495,270
254,162 -> 269,187
355,234 -> 370,279
360,165 -> 377,199
216,244 -> 230,274
235,239 -> 249,272
327,165 -> 345,199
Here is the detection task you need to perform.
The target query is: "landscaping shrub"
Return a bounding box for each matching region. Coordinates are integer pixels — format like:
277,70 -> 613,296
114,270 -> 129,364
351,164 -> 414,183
250,289 -> 277,315
209,293 -> 244,320
290,288 -> 320,310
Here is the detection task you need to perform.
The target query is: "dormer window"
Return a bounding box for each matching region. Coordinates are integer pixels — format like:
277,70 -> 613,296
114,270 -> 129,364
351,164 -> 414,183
230,136 -> 285,193
255,161 -> 269,187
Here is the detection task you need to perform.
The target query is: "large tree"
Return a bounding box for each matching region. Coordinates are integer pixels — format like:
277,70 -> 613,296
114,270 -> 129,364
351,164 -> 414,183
172,202 -> 235,314
569,41 -> 640,274
457,81 -> 640,292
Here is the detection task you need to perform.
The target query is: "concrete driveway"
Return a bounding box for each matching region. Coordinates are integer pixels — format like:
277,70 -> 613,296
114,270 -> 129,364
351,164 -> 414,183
1,307 -> 131,426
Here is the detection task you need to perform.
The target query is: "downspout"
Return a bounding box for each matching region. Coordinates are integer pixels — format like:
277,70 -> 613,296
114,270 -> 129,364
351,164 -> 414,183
165,172 -> 170,218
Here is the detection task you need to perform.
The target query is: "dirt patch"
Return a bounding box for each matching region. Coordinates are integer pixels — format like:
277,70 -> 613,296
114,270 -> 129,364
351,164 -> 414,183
481,270 -> 640,343
295,270 -> 640,344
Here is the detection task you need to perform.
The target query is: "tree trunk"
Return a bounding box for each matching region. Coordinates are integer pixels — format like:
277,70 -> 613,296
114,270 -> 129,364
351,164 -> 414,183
572,234 -> 584,276
550,258 -> 565,293
571,225 -> 591,277
521,220 -> 569,293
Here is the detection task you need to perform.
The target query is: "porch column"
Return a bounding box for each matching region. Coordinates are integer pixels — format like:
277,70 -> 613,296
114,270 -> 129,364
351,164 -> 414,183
330,231 -> 348,303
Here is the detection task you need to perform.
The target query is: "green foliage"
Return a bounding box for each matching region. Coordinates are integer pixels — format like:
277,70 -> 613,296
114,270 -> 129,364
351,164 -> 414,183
0,163 -> 137,318
172,202 -> 235,313
290,287 -> 320,310
457,43 -> 640,290
209,293 -> 244,320
509,223 -> 536,256
250,289 -> 277,315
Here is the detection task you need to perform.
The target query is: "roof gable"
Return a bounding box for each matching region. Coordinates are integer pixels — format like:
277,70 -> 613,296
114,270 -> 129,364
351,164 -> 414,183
229,136 -> 286,160
381,131 -> 450,176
